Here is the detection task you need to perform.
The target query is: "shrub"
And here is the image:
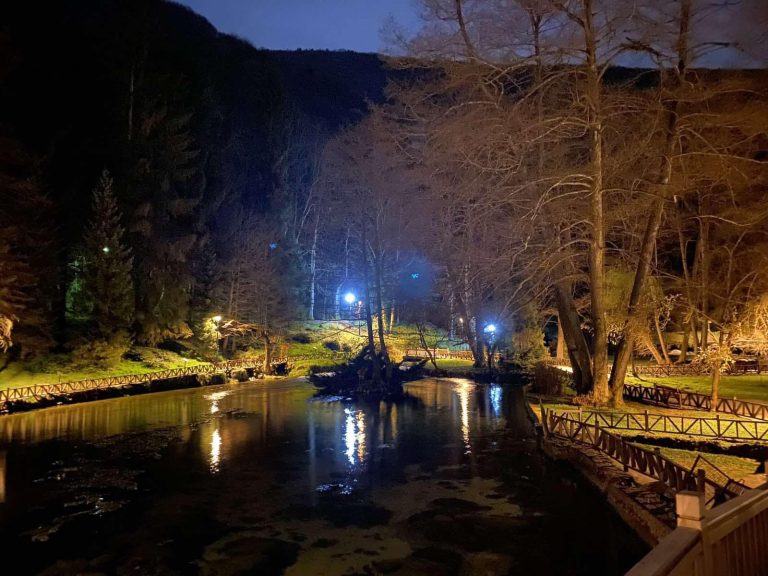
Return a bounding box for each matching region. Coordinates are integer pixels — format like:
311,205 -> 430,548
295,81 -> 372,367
70,333 -> 131,370
324,340 -> 340,352
291,332 -> 312,344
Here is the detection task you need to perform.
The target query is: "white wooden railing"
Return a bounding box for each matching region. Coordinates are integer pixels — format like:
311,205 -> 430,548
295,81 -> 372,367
627,488 -> 768,576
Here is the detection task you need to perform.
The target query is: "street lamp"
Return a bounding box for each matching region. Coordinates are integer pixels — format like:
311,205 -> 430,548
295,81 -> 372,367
343,292 -> 356,321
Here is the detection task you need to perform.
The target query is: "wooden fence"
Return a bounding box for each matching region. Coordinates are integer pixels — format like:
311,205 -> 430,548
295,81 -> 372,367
624,384 -> 768,422
0,357 -> 283,410
627,488 -> 768,576
542,409 -> 747,506
554,407 -> 768,443
404,348 -> 475,360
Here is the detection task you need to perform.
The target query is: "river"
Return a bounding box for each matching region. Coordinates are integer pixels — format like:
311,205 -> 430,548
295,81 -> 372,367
0,378 -> 646,575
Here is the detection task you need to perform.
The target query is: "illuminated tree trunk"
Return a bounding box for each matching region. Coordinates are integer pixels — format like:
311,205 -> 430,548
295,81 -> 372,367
361,218 -> 382,388
555,282 -> 593,394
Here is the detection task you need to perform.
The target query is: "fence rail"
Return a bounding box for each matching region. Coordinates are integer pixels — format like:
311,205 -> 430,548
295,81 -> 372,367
542,409 -> 748,507
627,489 -> 768,576
404,348 -> 475,360
554,406 -> 768,444
624,383 -> 768,421
0,357 -> 283,410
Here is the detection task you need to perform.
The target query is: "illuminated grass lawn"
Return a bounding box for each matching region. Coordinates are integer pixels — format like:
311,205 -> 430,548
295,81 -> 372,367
626,374 -> 768,403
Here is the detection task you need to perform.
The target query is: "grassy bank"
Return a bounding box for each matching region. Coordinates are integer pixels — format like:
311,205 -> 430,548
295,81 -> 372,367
0,348 -> 206,390
0,321 -> 465,389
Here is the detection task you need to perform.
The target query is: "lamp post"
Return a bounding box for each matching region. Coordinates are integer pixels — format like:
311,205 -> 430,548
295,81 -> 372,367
344,292 -> 356,320
483,323 -> 498,370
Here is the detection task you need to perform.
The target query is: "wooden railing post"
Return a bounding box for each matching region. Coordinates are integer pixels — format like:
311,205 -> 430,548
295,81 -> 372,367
676,491 -> 704,530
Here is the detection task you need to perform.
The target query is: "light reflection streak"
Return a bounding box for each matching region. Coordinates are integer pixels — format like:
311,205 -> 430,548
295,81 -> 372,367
210,427 -> 222,473
205,390 -> 231,415
456,381 -> 473,453
489,385 -> 502,417
344,408 -> 367,466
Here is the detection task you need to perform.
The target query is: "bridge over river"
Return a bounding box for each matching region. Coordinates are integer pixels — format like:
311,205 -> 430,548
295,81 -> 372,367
0,378 -> 646,575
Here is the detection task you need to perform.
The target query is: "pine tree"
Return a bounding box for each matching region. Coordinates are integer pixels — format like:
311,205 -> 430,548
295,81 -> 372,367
84,170 -> 135,338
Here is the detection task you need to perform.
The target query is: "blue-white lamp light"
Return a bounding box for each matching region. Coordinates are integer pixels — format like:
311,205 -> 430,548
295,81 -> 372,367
344,292 -> 356,304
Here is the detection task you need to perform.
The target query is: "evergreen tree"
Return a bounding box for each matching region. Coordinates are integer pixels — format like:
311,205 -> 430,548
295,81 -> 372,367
84,170 -> 135,338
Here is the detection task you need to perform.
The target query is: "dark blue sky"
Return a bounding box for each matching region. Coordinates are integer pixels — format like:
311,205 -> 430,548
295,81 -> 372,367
176,0 -> 420,53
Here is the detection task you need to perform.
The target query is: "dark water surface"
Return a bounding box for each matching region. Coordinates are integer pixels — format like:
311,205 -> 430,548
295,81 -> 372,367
0,378 -> 647,575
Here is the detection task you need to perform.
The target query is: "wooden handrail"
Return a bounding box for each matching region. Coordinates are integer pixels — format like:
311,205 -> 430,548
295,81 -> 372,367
0,357 -> 283,410
624,383 -> 768,422
543,409 -> 747,502
627,489 -> 768,576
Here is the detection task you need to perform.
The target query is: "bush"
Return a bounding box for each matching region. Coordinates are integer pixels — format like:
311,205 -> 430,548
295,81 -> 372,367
324,340 -> 340,352
291,332 -> 313,344
232,369 -> 249,382
70,333 -> 131,370
532,363 -> 571,395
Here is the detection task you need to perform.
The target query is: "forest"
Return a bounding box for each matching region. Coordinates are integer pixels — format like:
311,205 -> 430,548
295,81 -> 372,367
1,0 -> 767,408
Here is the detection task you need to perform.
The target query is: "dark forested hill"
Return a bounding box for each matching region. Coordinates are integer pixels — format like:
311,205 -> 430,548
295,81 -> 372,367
0,0 -> 387,357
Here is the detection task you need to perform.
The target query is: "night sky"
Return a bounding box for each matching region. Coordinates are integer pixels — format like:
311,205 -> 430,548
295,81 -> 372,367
176,0 -> 766,67
176,0 -> 421,53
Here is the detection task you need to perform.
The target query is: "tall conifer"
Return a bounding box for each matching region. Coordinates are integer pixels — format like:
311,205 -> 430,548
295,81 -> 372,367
84,170 -> 135,337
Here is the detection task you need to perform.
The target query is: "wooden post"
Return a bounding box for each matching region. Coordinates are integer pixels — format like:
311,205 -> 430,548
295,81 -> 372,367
696,468 -> 706,493
644,409 -> 649,432
675,491 -> 704,530
716,414 -> 721,438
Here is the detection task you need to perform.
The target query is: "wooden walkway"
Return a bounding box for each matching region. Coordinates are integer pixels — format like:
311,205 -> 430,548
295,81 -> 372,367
0,357 -> 284,412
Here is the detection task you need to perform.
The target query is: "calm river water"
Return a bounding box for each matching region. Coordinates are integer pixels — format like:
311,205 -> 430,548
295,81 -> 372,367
0,378 -> 646,575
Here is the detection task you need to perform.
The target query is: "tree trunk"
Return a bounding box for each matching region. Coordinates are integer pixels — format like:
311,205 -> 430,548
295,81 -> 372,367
642,331 -> 666,366
308,212 -> 319,320
361,219 -> 382,387
582,0 -> 609,403
372,239 -> 391,382
678,321 -> 690,363
555,282 -> 593,394
556,314 -> 565,359
655,316 -> 671,365
263,332 -> 272,375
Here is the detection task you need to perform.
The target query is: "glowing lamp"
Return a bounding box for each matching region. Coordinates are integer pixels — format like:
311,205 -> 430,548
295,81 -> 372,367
484,324 -> 497,334
212,315 -> 222,323
344,292 -> 356,304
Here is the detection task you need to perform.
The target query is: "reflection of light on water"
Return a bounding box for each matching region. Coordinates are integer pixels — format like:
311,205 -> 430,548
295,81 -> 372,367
210,427 -> 222,473
205,390 -> 231,415
344,408 -> 367,466
489,385 -> 502,417
456,381 -> 473,453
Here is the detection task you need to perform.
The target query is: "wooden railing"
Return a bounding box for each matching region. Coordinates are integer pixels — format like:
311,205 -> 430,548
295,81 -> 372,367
542,409 -> 747,506
404,348 -> 475,360
633,364 -> 710,377
627,489 -> 768,576
539,356 -> 572,367
0,357 -> 284,410
624,383 -> 768,421
556,407 -> 768,443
